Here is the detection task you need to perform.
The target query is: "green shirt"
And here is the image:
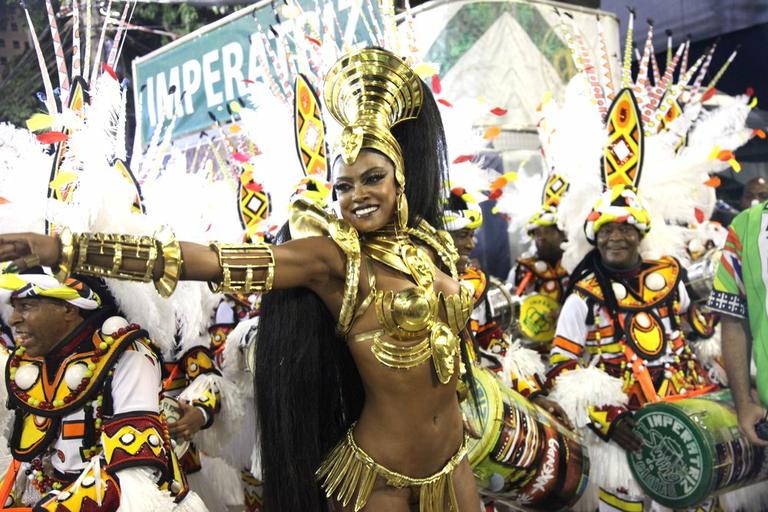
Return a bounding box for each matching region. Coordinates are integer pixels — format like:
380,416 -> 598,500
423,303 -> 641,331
709,201 -> 768,406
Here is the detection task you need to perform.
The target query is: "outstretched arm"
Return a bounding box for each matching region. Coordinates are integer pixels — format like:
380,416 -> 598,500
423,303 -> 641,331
0,232 -> 343,294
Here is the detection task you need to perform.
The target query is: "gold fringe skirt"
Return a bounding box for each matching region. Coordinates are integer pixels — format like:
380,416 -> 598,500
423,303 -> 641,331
316,426 -> 469,512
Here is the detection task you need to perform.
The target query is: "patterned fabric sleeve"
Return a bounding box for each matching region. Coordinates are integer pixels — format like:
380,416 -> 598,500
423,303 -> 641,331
708,221 -> 747,319
102,340 -> 171,477
548,293 -> 629,439
547,293 -> 589,384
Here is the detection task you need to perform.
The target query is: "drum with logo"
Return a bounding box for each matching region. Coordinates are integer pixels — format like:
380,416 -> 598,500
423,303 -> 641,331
461,367 -> 589,510
628,390 -> 768,508
517,294 -> 560,346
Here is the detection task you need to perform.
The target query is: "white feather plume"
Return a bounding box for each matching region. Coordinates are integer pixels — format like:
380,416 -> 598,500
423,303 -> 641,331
0,123 -> 52,234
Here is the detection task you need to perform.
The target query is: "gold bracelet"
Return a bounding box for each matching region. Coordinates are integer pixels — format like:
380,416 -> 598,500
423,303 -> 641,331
53,228 -> 77,282
154,226 -> 182,298
73,232 -> 158,282
209,243 -> 275,294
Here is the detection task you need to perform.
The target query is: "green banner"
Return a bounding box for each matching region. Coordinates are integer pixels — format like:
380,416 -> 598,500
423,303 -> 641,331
133,1 -> 380,147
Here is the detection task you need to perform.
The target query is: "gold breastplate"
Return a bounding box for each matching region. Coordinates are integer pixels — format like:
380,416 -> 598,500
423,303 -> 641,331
352,225 -> 473,384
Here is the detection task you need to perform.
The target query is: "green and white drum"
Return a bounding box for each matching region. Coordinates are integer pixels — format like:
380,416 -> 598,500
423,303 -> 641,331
461,367 -> 589,510
628,390 -> 768,508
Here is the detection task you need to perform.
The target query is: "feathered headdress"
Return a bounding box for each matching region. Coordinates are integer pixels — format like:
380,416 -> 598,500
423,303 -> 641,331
547,11 -> 757,269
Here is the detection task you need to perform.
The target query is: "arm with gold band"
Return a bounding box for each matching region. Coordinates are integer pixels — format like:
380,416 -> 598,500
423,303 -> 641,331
3,227 -> 343,297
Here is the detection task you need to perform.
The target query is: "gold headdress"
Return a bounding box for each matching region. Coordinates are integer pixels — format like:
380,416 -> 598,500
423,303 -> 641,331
323,47 -> 423,227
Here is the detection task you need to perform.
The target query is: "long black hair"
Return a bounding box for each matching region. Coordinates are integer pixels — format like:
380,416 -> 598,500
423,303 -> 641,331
255,80 -> 449,511
395,81 -> 449,229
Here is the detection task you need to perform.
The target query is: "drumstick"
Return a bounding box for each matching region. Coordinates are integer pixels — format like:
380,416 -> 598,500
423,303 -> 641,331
515,271 -> 534,296
163,364 -> 181,390
0,458 -> 21,507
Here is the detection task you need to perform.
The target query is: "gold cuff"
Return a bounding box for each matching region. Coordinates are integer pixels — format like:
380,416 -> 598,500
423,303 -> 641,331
209,243 -> 275,294
54,228 -> 76,282
154,226 -> 182,297
73,232 -> 158,282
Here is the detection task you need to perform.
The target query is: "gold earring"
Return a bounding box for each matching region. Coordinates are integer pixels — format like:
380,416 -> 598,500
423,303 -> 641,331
397,192 -> 409,229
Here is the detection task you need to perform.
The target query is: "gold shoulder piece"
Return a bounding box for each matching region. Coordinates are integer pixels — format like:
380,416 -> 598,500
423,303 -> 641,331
330,218 -> 361,336
289,197 -> 334,239
289,198 -> 362,335
442,284 -> 474,334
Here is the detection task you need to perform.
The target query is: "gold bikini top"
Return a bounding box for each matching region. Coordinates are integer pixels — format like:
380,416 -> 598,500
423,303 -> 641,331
288,199 -> 472,384
350,226 -> 473,384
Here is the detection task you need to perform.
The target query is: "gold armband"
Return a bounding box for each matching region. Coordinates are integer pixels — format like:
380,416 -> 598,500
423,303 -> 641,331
154,226 -> 182,297
74,232 -> 158,282
209,243 -> 275,294
54,227 -> 76,282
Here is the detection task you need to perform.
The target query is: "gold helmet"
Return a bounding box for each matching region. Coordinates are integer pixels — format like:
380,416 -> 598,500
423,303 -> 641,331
324,47 -> 423,227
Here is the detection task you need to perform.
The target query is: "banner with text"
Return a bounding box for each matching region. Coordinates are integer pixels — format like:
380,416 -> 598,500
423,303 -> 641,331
132,0 -> 381,147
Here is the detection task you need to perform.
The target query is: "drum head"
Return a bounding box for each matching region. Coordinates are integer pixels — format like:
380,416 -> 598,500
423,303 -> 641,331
160,396 -> 190,458
461,368 -> 503,469
628,397 -> 721,508
519,294 -> 560,342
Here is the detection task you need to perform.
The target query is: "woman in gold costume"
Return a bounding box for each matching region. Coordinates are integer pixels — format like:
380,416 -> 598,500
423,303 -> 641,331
0,48 -> 481,511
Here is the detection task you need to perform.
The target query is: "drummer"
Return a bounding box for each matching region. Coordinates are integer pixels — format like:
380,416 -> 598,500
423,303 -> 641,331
0,267 -> 204,509
546,185 -> 716,511
708,199 -> 768,447
510,206 -> 569,304
508,175 -> 571,356
443,187 -> 569,421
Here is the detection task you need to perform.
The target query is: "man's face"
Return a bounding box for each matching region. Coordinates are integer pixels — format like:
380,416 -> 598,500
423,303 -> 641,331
9,298 -> 78,357
740,177 -> 768,210
531,225 -> 565,262
449,228 -> 476,272
596,222 -> 642,269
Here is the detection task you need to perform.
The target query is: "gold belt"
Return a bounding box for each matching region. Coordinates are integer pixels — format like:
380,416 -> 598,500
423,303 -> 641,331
316,426 -> 469,512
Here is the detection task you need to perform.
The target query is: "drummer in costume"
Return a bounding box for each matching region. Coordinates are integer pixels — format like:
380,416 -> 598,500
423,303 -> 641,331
511,175 -> 570,305
510,175 -> 571,353
0,268 -> 204,510
443,188 -> 502,362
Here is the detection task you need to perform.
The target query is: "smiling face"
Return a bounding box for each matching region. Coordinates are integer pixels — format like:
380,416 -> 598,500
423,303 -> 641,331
9,297 -> 81,357
596,222 -> 642,269
333,150 -> 398,233
449,228 -> 476,273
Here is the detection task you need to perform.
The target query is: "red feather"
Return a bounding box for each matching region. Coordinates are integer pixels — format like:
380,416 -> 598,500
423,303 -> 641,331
746,87 -> 755,97
487,189 -> 502,200
431,75 -> 442,94
243,79 -> 255,84
306,35 -> 322,46
490,107 -> 508,116
717,150 -> 735,161
245,182 -> 264,193
452,154 -> 473,164
701,88 -> 716,102
694,208 -> 705,223
36,131 -> 68,144
438,98 -> 453,108
102,63 -> 118,81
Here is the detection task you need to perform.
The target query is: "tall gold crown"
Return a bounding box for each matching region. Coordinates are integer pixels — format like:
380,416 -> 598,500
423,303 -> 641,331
324,47 -> 423,226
